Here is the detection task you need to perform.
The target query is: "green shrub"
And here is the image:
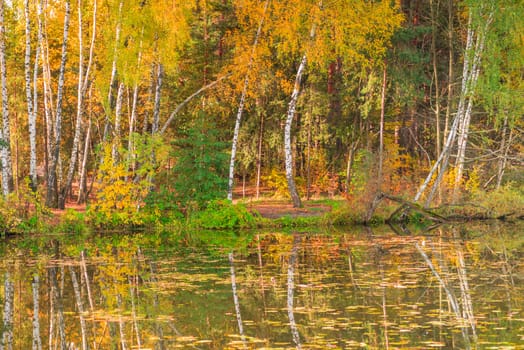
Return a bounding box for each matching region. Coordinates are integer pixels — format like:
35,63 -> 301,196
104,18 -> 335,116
190,200 -> 257,229
472,183 -> 524,218
55,209 -> 89,234
171,115 -> 228,210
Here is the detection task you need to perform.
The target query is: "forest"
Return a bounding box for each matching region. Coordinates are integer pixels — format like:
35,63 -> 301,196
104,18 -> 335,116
0,0 -> 522,230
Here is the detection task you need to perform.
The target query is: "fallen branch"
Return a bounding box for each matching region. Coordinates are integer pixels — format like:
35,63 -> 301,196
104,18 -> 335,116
365,192 -> 448,224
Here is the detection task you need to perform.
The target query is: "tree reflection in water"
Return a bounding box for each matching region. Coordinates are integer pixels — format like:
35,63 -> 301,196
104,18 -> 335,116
0,224 -> 521,349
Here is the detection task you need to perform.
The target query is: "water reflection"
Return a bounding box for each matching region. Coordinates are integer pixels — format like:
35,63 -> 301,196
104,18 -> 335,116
0,223 -> 522,349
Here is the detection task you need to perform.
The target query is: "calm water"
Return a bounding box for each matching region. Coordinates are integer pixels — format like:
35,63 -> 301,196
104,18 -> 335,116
0,223 -> 522,349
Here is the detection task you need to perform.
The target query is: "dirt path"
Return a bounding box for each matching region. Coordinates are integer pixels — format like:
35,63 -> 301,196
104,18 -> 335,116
247,201 -> 332,219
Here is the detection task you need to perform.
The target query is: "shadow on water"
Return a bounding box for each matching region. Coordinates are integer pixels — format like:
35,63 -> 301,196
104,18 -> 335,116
0,222 -> 522,349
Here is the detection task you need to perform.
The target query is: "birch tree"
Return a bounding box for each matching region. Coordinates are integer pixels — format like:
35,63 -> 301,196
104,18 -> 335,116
227,0 -> 269,201
46,0 -> 71,208
59,0 -> 97,208
272,0 -> 401,207
24,0 -> 38,191
414,1 -> 495,206
0,0 -> 13,196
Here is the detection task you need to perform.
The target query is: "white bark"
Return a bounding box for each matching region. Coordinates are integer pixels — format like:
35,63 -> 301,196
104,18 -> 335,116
377,64 -> 387,190
41,0 -> 54,179
414,8 -> 474,206
227,0 -> 269,200
284,20 -> 317,208
46,0 -> 71,207
159,75 -> 229,135
31,0 -> 44,191
284,53 -> 308,208
112,82 -> 124,161
60,0 -> 97,208
0,0 -> 13,196
151,63 -> 163,135
77,88 -> 92,204
496,115 -> 512,189
452,9 -> 492,199
127,39 -> 142,178
103,0 -> 123,143
25,0 -> 38,191
256,112 -> 264,199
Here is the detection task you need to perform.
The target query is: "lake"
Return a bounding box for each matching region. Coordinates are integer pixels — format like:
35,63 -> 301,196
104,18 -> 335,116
0,222 -> 522,349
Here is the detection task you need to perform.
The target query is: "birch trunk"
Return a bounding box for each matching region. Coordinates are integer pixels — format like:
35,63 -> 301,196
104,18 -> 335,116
25,0 -> 38,191
46,0 -> 71,208
255,112 -> 264,200
227,0 -> 269,200
431,0 -> 442,159
103,0 -> 123,143
414,9 -> 476,206
151,63 -> 163,135
377,64 -> 387,190
32,275 -> 42,350
496,115 -> 511,189
452,14 -> 490,200
0,0 -> 13,196
159,75 -> 229,135
112,82 -> 124,161
77,87 -> 92,204
284,52 -> 308,208
42,1 -> 53,184
60,0 -> 97,208
284,16 -> 318,208
127,39 -> 142,179
31,0 -> 44,191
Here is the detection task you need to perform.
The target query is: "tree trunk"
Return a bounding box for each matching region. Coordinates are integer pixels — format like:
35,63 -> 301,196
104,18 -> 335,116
255,112 -> 264,200
103,0 -> 123,144
284,52 -> 308,208
60,0 -> 97,208
159,75 -> 229,135
46,0 -> 71,208
430,0 -> 441,160
25,0 -> 38,191
0,0 -> 13,196
227,0 -> 269,200
151,63 -> 163,135
414,7 -> 491,207
77,93 -> 92,204
452,8 -> 491,201
377,64 -> 387,191
496,115 -> 512,189
127,37 -> 142,180
112,82 -> 124,161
